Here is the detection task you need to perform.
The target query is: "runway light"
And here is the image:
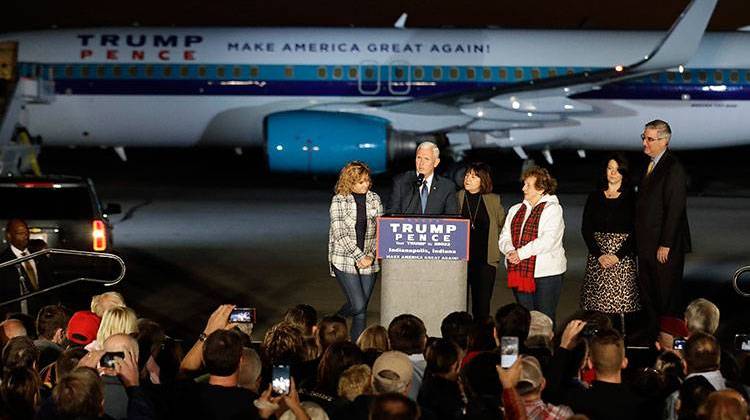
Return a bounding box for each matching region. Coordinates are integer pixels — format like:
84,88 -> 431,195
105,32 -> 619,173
477,110 -> 484,117
615,65 -> 624,72
511,101 -> 521,110
275,145 -> 284,151
563,87 -> 570,93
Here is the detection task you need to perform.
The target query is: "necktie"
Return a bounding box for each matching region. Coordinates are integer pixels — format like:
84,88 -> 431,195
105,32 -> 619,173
21,252 -> 38,290
646,160 -> 655,176
420,182 -> 429,213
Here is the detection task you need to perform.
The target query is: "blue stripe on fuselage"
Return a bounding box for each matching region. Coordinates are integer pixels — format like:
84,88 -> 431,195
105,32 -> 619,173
21,62 -> 750,100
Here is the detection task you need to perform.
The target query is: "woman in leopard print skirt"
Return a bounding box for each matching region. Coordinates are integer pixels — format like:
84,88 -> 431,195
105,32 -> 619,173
580,154 -> 640,315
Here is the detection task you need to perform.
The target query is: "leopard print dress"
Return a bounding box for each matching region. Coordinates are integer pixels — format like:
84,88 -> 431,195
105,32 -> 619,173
580,232 -> 640,313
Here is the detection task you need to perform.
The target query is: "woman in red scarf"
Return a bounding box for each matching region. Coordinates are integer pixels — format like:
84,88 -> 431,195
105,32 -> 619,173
499,167 -> 566,325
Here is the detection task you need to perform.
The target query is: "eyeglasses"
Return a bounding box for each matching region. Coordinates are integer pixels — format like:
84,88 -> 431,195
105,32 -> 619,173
641,133 -> 666,142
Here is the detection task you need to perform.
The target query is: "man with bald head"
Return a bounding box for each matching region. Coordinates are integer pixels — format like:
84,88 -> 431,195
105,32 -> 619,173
0,218 -> 54,316
0,318 -> 27,346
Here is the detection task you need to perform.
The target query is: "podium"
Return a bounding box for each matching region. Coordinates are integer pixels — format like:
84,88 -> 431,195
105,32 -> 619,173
377,215 -> 469,337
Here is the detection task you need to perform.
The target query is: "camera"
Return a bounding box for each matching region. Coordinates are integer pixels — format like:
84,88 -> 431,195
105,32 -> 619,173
99,351 -> 125,368
228,307 -> 256,324
580,323 -> 599,339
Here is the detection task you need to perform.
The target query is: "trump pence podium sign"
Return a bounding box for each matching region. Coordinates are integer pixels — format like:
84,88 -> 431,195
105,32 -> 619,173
376,216 -> 470,260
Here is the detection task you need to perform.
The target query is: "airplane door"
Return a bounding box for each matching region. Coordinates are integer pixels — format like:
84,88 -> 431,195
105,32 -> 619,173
388,61 -> 411,95
358,61 -> 380,95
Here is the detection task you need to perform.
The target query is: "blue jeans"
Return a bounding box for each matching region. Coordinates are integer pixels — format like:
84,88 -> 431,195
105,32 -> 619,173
513,274 -> 563,325
333,266 -> 376,342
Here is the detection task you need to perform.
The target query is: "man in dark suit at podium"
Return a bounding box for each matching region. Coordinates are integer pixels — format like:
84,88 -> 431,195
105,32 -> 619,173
0,219 -> 54,316
387,141 -> 458,215
635,119 -> 691,322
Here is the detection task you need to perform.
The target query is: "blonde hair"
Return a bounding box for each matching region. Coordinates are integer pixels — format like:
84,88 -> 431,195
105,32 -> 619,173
90,292 -> 126,317
337,364 -> 372,401
685,298 -> 720,335
356,325 -> 389,352
96,306 -> 137,344
334,161 -> 371,196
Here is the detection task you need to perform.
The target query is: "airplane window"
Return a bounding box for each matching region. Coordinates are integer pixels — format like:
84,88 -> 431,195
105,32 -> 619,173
432,67 -> 443,80
81,66 -> 90,78
730,70 -> 739,83
180,66 -> 189,77
514,68 -> 523,80
284,66 -> 294,78
714,70 -> 723,82
666,72 -> 675,82
250,66 -> 259,78
163,66 -> 173,77
145,65 -> 154,78
682,71 -> 691,82
394,67 -> 404,80
365,67 -> 375,79
698,70 -> 707,83
466,68 -> 476,80
112,65 -> 122,78
498,68 -> 507,80
531,68 -> 540,79
482,67 -> 491,80
449,67 -> 459,79
566,68 -> 574,76
548,68 -> 557,78
233,66 -> 242,78
317,66 -> 327,79
651,73 -> 660,82
64,65 -> 73,78
348,67 -> 358,79
333,67 -> 343,79
413,67 -> 424,80
216,66 -> 225,78
128,66 -> 138,77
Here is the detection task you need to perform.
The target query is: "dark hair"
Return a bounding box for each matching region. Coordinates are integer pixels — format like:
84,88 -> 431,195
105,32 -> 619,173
465,162 -> 494,194
494,303 -> 531,343
370,392 -> 420,420
425,338 -> 459,375
284,304 -> 318,337
203,330 -> 243,376
315,341 -> 363,395
466,316 -> 496,353
137,318 -> 166,372
521,166 -> 558,195
316,315 -> 348,354
461,351 -> 503,398
2,336 -> 39,373
1,367 -> 40,419
599,153 -> 631,192
678,375 -> 715,419
36,305 -> 71,341
55,348 -> 89,383
388,314 -> 427,355
262,322 -> 305,366
685,332 -> 720,373
440,311 -> 473,351
53,367 -> 103,418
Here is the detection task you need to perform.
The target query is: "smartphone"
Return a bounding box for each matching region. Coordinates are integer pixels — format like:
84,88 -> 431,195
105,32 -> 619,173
272,364 -> 291,396
735,334 -> 750,352
673,337 -> 686,350
500,336 -> 519,368
99,351 -> 125,368
228,307 -> 256,324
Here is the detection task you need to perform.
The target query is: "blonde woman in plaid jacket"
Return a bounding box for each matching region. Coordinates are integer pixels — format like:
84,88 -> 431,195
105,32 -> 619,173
328,161 -> 384,341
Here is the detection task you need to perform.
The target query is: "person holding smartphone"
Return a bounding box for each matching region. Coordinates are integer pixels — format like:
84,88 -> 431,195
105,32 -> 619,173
328,161 -> 384,342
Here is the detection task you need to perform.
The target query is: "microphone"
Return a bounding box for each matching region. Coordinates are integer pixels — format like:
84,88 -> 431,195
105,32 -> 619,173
416,173 -> 425,187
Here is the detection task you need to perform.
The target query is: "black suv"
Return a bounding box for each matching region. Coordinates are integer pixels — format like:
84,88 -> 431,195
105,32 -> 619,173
0,175 -> 120,252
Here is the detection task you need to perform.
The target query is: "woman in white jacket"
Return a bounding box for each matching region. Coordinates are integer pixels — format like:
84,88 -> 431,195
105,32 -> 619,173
499,167 -> 566,324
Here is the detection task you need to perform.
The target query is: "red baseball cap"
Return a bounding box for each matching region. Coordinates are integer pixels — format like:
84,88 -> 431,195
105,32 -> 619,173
66,311 -> 101,345
659,316 -> 689,338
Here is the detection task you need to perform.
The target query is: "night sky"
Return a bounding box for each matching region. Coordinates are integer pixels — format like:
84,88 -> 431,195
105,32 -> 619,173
3,0 -> 750,32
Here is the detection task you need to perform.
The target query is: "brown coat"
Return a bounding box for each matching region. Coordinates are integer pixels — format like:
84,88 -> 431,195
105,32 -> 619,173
457,190 -> 506,268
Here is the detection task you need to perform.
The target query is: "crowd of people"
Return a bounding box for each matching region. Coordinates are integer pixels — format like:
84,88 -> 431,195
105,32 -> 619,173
0,291 -> 746,420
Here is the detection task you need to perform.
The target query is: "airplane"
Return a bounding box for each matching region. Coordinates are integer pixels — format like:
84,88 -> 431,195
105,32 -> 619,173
0,0 -> 739,176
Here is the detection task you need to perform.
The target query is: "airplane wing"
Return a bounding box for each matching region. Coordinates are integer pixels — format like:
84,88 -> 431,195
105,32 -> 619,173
386,0 -> 717,128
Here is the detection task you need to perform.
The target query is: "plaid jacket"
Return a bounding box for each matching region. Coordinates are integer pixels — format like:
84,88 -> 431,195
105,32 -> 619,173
328,191 -> 383,276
